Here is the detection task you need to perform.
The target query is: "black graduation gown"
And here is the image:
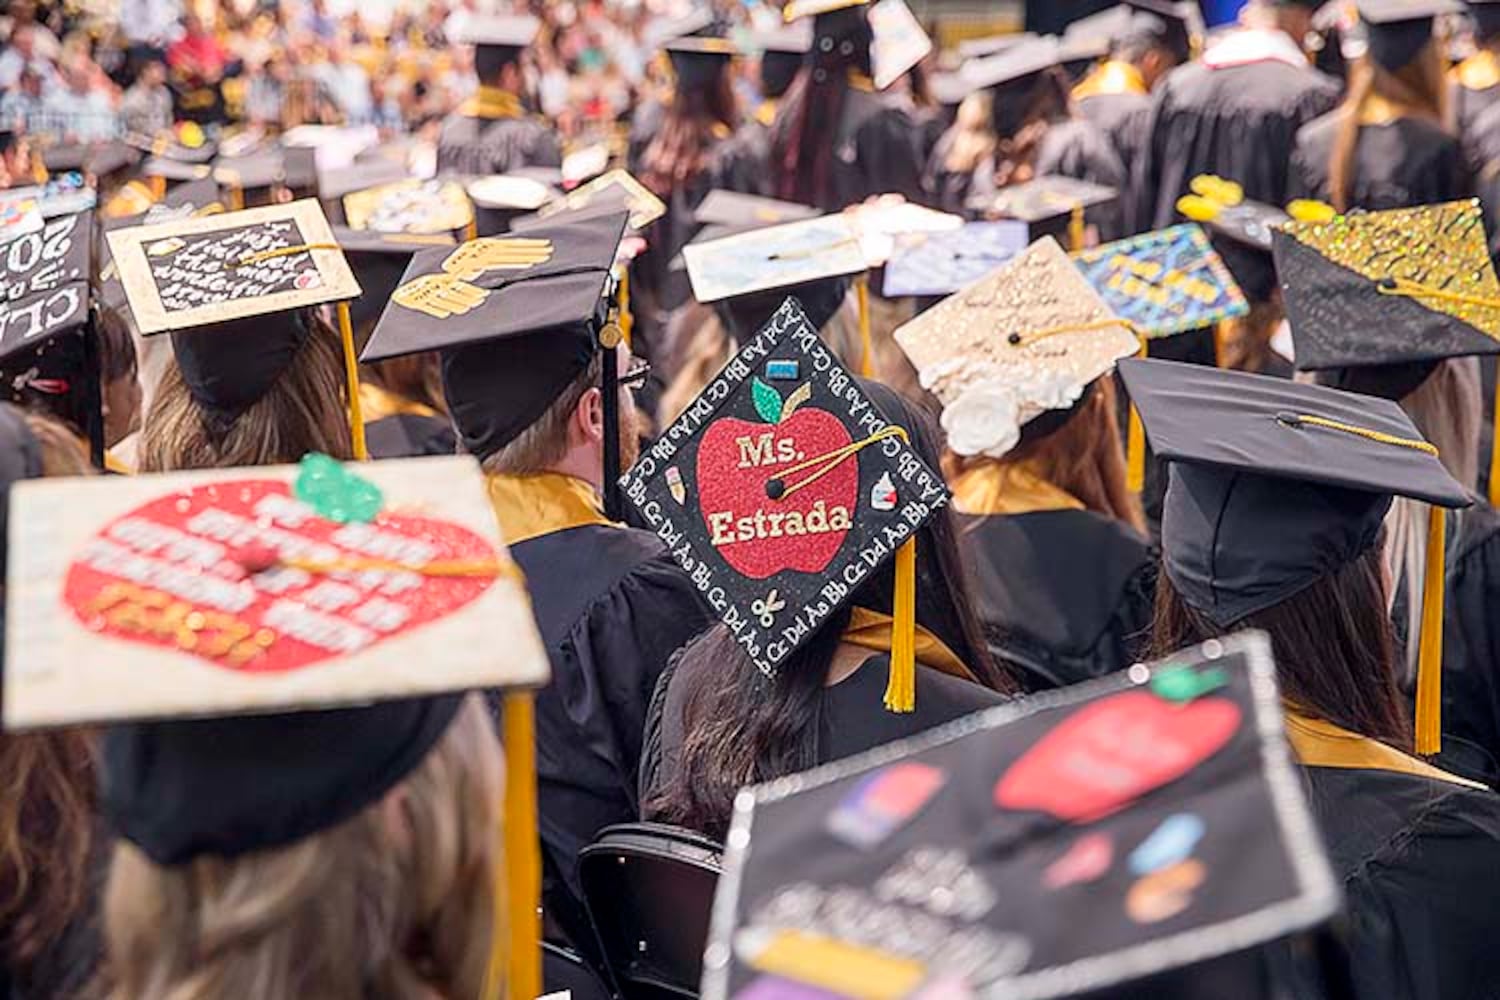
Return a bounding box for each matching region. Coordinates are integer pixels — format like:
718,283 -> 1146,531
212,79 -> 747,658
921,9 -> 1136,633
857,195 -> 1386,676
640,649 -> 1005,812
435,108 -> 563,178
1076,90 -> 1153,185
506,522 -> 713,947
364,413 -> 457,459
1462,97 -> 1500,267
957,510 -> 1155,692
1431,502 -> 1500,787
924,116 -> 1127,229
1300,761 -> 1500,1000
822,85 -> 928,211
1288,113 -> 1470,211
1451,53 -> 1500,168
1131,50 -> 1340,233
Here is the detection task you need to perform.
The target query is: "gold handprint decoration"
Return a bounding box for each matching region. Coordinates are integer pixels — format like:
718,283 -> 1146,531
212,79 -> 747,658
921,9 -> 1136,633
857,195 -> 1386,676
441,238 -> 555,279
392,272 -> 488,319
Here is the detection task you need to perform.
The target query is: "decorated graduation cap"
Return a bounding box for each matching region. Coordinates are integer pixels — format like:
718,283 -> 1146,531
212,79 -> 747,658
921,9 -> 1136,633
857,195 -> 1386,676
344,179 -> 475,238
360,210 -> 631,513
895,237 -> 1138,462
701,631 -> 1343,1000
1072,224 -> 1249,339
105,199 -> 369,453
1359,0 -> 1461,70
1273,199 -> 1500,496
142,155 -> 214,185
881,221 -> 1029,298
683,213 -> 868,357
621,297 -> 952,712
4,453 -> 551,1000
1121,357 -> 1470,754
0,210 -> 106,463
531,169 -> 666,233
974,174 -> 1118,251
1176,175 -> 1302,304
782,0 -> 930,92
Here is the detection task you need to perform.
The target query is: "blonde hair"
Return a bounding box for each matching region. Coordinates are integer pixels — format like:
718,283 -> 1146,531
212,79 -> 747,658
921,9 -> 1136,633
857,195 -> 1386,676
1383,358 -> 1481,681
103,695 -> 504,1000
20,411 -> 93,477
137,315 -> 353,472
942,91 -> 997,176
1329,43 -> 1450,212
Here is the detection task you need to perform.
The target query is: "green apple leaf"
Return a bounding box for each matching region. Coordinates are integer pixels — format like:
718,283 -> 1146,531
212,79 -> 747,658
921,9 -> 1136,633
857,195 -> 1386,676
751,377 -> 783,423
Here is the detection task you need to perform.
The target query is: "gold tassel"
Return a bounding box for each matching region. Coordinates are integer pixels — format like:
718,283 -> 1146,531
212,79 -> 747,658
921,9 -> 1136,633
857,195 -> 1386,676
490,692 -> 542,1000
150,175 -> 166,201
1415,505 -> 1447,756
619,269 -> 633,348
884,538 -> 917,713
855,275 -> 873,377
1069,203 -> 1086,252
228,184 -> 244,211
465,218 -> 479,241
336,302 -> 369,461
1489,380 -> 1500,508
1126,335 -> 1147,493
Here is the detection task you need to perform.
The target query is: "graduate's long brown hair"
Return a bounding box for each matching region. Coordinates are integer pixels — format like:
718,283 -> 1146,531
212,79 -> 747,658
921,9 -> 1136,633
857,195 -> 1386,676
645,383 -> 1014,841
639,66 -> 739,196
1327,40 -> 1449,212
1151,539 -> 1410,750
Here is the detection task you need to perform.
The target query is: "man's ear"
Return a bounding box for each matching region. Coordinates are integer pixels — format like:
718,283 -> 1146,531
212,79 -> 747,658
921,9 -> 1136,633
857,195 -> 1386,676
573,386 -> 605,446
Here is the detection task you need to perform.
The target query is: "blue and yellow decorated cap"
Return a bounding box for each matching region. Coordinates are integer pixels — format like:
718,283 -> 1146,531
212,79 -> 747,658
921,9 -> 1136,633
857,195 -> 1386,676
1072,223 -> 1248,339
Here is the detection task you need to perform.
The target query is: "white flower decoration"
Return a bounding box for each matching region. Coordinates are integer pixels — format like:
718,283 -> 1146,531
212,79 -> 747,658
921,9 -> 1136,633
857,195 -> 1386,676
942,381 -> 1023,458
1025,367 -> 1086,414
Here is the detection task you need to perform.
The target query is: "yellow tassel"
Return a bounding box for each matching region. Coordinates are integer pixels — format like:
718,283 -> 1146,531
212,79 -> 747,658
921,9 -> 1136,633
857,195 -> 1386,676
465,218 -> 479,241
336,302 -> 369,461
884,538 -> 917,713
1415,505 -> 1447,756
619,269 -> 634,348
150,175 -> 166,201
1212,321 -> 1227,368
228,184 -> 244,211
1489,381 -> 1500,508
1069,203 -> 1086,252
491,692 -> 542,1000
1125,335 -> 1147,493
856,275 -> 873,377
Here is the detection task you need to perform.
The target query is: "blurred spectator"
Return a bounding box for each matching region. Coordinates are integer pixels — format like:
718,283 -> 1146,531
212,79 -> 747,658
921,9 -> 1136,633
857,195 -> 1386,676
0,67 -> 48,135
0,129 -> 33,188
118,0 -> 182,73
121,59 -> 173,135
0,25 -> 59,90
167,12 -> 227,122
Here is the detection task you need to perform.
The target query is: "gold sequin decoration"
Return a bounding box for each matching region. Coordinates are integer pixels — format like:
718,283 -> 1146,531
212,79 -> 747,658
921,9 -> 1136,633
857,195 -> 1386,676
893,237 -> 1139,405
1282,199 -> 1500,338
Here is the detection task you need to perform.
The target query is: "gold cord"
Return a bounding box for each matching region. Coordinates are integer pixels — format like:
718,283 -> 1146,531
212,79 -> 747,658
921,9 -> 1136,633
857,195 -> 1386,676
1277,413 -> 1439,456
228,242 -> 341,269
775,426 -> 910,500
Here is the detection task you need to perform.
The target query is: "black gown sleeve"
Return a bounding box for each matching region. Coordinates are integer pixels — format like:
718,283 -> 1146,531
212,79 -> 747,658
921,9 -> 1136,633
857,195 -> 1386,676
856,105 -> 928,206
1440,507 -> 1500,786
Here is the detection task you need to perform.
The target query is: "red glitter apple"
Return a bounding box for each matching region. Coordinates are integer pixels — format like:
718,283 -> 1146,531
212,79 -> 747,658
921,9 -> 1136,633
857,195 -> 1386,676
62,480 -> 498,674
696,378 -> 858,579
995,691 -> 1241,823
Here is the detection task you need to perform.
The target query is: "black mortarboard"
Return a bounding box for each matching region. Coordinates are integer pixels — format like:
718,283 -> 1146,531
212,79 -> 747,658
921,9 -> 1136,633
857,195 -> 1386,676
1175,177 -> 1295,305
1469,0 -> 1500,39
452,13 -> 541,61
0,211 -> 92,362
361,212 -> 629,502
1121,358 -> 1469,753
142,156 -> 213,184
1359,0 -> 1461,69
664,33 -> 740,87
317,160 -> 409,203
755,21 -> 813,96
621,296 -> 951,711
213,146 -> 318,204
106,200 -> 361,424
334,226 -> 457,344
962,34 -> 1062,91
1275,199 -> 1500,374
1123,0 -> 1195,62
682,213 -> 866,340
702,631 -> 1343,1000
694,190 -> 820,231
45,141 -> 142,181
3,457 -> 548,853
974,174 -> 1118,247
957,32 -> 1037,60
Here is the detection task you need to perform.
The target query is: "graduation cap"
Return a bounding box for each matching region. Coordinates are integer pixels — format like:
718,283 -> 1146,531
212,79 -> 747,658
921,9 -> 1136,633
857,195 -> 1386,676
620,296 -> 952,711
664,32 -> 741,87
1072,223 -> 1249,339
881,221 -> 1029,298
3,453 -> 549,995
467,175 -> 557,238
1123,0 -> 1197,62
143,156 -> 214,184
450,12 -> 541,61
694,190 -> 820,231
316,159 -> 409,204
1121,357 -> 1470,754
1273,199 -> 1500,374
359,211 -> 631,512
1469,0 -> 1500,39
845,197 -> 964,268
682,214 -> 868,346
701,631 -> 1343,1000
344,179 -> 475,237
1359,0 -> 1462,70
534,170 -> 666,232
1176,180 -> 1292,305
867,0 -> 933,90
43,141 -> 142,181
962,34 -> 1063,91
645,7 -> 716,48
972,174 -> 1118,249
755,21 -> 813,96
214,147 -> 319,207
106,200 -> 365,438
334,226 -> 457,344
957,31 -> 1037,60
926,69 -> 980,107
895,236 -> 1138,460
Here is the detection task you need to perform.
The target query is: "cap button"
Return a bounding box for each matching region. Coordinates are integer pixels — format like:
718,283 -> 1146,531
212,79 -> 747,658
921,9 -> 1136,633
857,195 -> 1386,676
1007,332 -> 1022,345
766,478 -> 786,500
1275,411 -> 1303,429
1378,277 -> 1398,291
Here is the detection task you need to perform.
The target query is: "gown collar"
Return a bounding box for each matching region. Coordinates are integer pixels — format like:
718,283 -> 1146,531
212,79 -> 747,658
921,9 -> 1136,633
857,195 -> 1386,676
486,472 -> 616,545
359,382 -> 439,422
842,606 -> 976,683
1071,60 -> 1148,102
1284,710 -> 1488,789
1453,49 -> 1500,92
459,86 -> 525,120
950,461 -> 1085,517
1202,28 -> 1309,72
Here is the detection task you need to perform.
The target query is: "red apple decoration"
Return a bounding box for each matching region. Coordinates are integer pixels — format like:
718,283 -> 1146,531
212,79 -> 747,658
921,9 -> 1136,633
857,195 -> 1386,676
696,378 -> 858,580
63,480 -> 498,674
995,691 -> 1241,823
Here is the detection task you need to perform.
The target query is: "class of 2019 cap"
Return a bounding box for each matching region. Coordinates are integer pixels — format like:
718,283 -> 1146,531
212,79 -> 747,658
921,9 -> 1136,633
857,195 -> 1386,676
0,210 -> 92,361
620,296 -> 951,711
1120,357 -> 1470,754
701,631 -> 1341,1000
